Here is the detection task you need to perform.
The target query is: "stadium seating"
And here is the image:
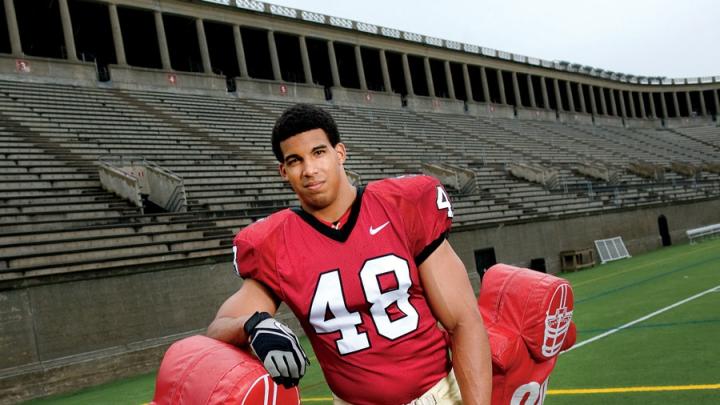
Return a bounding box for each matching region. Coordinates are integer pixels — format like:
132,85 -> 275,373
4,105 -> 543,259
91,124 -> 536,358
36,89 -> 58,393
1,79 -> 719,275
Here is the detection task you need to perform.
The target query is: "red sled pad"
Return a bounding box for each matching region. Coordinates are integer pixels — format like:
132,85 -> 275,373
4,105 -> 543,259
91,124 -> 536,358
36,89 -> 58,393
151,335 -> 300,405
478,264 -> 576,405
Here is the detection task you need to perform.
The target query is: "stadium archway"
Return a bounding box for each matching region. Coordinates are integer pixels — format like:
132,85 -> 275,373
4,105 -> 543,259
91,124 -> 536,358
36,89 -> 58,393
658,215 -> 672,247
475,247 -> 497,280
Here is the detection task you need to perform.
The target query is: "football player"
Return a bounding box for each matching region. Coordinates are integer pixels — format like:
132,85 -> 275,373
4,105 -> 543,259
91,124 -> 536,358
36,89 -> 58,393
207,104 -> 492,404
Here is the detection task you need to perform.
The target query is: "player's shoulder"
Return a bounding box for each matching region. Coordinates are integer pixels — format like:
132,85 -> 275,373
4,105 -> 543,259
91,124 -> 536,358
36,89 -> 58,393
367,174 -> 441,200
234,208 -> 294,247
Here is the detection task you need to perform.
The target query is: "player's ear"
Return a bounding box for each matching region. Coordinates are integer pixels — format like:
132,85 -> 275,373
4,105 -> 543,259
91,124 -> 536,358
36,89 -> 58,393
278,163 -> 288,180
334,143 -> 347,164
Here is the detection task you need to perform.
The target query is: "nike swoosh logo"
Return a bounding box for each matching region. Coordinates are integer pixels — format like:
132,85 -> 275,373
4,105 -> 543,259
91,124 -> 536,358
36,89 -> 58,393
369,221 -> 390,235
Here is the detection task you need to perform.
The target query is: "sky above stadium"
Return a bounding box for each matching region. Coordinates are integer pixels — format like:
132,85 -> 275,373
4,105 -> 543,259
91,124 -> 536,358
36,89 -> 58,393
265,0 -> 718,79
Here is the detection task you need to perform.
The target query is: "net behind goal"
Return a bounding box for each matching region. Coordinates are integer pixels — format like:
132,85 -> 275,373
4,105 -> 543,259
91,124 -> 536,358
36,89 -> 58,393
594,236 -> 631,264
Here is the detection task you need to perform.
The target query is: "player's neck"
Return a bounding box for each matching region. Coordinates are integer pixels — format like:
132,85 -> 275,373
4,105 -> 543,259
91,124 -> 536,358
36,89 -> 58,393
304,181 -> 357,224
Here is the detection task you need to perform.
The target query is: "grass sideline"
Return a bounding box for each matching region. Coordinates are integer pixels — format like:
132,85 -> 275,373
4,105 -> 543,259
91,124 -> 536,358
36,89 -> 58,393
21,238 -> 720,404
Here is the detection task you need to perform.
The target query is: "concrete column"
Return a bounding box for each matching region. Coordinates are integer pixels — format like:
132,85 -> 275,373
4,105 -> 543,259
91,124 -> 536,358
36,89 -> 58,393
232,25 -> 249,78
379,49 -> 392,93
196,19 -> 212,74
108,4 -> 126,66
599,87 -> 608,115
328,41 -> 341,88
698,91 -> 707,116
299,36 -> 313,85
672,92 -> 680,117
553,79 -> 563,111
714,90 -> 720,117
154,11 -> 172,70
58,0 -> 78,62
497,70 -> 507,105
540,77 -> 550,109
660,92 -> 669,118
685,91 -> 693,115
638,92 -> 647,118
511,71 -> 521,107
480,67 -> 490,103
527,75 -> 537,108
462,64 -> 473,102
444,60 -> 455,99
618,90 -> 627,118
401,53 -> 414,96
609,89 -> 618,116
424,57 -> 435,97
3,0 -> 23,56
578,84 -> 587,113
267,31 -> 282,81
649,92 -> 657,119
565,81 -> 575,112
628,91 -> 637,118
588,86 -> 598,115
354,45 -> 367,90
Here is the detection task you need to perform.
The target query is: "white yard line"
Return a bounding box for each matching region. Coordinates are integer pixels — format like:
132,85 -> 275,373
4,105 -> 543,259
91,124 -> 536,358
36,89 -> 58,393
565,284 -> 720,353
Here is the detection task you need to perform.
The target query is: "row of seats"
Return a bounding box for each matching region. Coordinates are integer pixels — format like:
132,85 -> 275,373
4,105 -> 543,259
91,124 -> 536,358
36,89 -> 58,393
0,79 -> 718,276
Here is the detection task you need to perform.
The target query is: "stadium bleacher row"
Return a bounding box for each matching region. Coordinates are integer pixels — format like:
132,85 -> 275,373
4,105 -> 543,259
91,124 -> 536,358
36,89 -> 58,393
1,79 -> 719,278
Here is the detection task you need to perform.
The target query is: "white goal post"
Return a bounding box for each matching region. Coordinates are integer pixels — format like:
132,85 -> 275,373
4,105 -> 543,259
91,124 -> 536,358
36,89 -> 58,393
594,237 -> 631,264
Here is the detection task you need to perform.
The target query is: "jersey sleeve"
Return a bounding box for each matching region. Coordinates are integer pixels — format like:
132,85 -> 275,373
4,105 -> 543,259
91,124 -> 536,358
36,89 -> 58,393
232,233 -> 257,279
396,175 -> 453,264
231,220 -> 285,301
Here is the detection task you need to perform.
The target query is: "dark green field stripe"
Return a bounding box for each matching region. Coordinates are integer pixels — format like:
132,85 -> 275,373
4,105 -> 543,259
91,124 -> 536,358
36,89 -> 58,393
576,255 -> 720,304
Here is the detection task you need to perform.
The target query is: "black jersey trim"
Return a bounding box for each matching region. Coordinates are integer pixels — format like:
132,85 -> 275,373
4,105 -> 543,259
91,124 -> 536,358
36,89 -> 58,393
415,231 -> 448,266
291,187 -> 365,243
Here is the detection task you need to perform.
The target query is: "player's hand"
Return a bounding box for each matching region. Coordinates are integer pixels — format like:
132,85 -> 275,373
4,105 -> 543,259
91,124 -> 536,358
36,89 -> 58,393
244,312 -> 309,388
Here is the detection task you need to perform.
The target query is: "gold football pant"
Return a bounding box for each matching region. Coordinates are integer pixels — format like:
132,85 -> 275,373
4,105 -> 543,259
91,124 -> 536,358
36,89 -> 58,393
332,369 -> 462,405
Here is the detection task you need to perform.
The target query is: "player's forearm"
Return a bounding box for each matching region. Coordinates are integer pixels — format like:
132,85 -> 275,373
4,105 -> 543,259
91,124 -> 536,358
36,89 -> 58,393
206,315 -> 250,346
450,315 -> 493,405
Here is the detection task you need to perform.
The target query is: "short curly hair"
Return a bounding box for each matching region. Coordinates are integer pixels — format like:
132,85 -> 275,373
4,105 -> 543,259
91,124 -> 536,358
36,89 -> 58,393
271,104 -> 340,162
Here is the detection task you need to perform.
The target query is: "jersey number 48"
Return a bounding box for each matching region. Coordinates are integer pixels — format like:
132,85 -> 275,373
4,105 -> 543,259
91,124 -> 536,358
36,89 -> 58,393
308,254 -> 419,355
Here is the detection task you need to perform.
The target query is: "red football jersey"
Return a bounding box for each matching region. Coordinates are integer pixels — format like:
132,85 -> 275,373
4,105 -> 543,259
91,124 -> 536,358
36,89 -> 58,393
233,175 -> 454,405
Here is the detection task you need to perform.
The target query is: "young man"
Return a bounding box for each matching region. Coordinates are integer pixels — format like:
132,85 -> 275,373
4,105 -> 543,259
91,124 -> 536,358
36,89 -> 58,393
207,104 -> 491,404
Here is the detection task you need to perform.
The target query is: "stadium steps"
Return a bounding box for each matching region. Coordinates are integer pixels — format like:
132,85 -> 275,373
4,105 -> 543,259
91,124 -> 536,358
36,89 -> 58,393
514,121 -> 615,164
525,121 -> 629,166
631,129 -> 712,163
673,125 -> 720,148
365,107 -> 509,164
0,226 -> 236,258
329,107 -> 440,173
476,118 -> 578,165
117,90 -> 295,210
257,102 -> 422,175
600,126 -> 679,163
663,127 -> 720,155
1,79 -> 718,269
565,124 -> 666,164
337,106 -> 479,166
0,206 -> 141,227
415,112 -> 544,164
0,211 -> 251,275
112,89 -> 262,162
617,127 -> 704,163
0,245 -> 231,280
0,200 -> 133,216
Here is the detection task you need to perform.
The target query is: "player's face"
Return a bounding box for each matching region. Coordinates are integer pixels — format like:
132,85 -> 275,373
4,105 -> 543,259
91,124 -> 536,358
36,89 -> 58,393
278,128 -> 347,213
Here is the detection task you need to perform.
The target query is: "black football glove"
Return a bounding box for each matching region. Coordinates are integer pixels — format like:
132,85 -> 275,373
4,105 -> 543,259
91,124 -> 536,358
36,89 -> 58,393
244,312 -> 309,388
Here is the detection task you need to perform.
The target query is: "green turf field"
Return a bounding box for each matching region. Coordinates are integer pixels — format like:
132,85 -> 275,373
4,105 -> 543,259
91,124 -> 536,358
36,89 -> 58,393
22,238 -> 720,404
